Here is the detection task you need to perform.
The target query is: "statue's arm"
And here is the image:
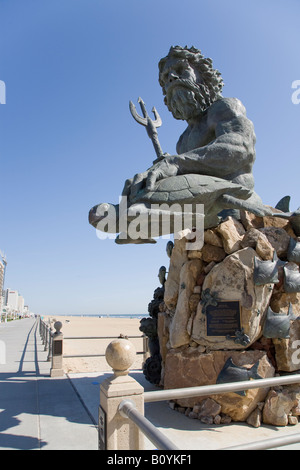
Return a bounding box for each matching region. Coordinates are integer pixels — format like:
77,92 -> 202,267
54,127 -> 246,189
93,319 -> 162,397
172,98 -> 256,180
129,98 -> 256,195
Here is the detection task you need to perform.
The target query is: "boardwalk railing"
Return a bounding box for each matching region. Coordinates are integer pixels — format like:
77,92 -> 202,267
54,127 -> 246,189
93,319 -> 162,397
38,318 -> 300,451
99,336 -> 300,451
63,335 -> 148,361
116,375 -> 300,451
39,316 -> 53,361
38,316 -> 149,371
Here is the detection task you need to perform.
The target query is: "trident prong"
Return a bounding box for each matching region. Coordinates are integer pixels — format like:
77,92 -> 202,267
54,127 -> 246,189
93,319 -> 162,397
129,97 -> 164,163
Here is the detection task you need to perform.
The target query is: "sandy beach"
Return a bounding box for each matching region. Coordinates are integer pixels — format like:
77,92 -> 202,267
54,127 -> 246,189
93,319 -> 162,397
43,316 -> 146,373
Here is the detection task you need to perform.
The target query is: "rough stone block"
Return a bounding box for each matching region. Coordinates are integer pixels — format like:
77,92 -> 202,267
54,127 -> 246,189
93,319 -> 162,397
191,248 -> 274,349
263,388 -> 298,426
216,217 -> 246,254
164,237 -> 189,310
163,348 -> 274,421
168,259 -> 203,348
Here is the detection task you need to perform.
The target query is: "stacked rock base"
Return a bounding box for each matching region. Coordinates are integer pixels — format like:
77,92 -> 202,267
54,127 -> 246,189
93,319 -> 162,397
157,208 -> 300,427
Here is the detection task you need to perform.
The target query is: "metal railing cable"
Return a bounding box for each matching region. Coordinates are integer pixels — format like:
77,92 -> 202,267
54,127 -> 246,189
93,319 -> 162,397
38,317 -> 148,359
63,335 -> 146,358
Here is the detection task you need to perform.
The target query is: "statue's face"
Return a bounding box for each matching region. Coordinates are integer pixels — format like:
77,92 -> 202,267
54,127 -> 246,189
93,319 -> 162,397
160,56 -> 201,90
159,56 -> 207,120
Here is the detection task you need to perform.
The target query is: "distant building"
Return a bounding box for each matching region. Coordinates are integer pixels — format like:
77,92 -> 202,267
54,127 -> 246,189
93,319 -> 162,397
18,295 -> 24,314
6,290 -> 19,311
3,288 -> 9,307
3,289 -> 28,316
0,259 -> 4,312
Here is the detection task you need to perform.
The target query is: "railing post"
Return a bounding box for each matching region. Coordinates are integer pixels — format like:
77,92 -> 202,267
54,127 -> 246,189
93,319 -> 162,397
47,326 -> 53,362
40,320 -> 44,343
42,321 -> 46,345
142,335 -> 150,365
99,337 -> 144,450
44,323 -> 49,351
50,321 -> 64,377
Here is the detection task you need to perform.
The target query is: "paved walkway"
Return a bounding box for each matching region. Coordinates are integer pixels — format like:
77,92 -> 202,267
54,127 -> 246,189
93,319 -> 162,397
1,317 -> 300,450
0,318 -> 98,450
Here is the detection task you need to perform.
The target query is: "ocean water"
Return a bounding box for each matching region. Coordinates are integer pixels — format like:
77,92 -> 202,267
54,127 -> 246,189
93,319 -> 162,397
50,313 -> 147,319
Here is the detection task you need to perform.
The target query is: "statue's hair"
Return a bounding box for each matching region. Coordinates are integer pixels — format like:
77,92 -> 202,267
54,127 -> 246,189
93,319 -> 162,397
158,46 -> 224,104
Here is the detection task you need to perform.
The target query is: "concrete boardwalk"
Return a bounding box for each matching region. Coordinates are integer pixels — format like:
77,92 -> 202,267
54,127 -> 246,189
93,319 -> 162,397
0,318 -> 98,450
2,317 -> 300,450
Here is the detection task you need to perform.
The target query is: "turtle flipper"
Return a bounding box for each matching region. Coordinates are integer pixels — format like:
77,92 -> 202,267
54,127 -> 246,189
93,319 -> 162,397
115,233 -> 157,245
220,193 -> 272,217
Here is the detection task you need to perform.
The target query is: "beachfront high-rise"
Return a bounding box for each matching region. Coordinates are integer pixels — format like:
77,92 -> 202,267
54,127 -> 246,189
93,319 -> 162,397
0,252 -> 7,314
2,289 -> 29,318
6,290 -> 19,310
0,258 -> 5,312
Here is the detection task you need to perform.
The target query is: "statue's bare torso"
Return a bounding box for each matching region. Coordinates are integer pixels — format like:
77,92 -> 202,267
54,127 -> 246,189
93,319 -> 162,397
174,97 -> 256,191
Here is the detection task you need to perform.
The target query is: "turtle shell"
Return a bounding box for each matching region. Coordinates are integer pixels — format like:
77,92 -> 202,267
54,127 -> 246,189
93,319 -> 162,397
135,174 -> 250,205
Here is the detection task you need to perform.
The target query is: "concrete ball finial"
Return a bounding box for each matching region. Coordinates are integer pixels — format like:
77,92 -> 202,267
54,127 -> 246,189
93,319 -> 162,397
105,338 -> 136,376
54,321 -> 63,334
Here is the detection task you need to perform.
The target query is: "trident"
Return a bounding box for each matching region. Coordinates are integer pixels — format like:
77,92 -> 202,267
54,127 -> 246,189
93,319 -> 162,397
129,97 -> 165,164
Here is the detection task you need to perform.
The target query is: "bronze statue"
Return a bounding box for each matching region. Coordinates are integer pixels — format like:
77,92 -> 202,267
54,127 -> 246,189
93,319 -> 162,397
89,46 -> 272,244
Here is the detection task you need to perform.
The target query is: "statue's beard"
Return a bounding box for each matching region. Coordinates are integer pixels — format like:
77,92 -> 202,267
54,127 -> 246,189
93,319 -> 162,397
165,79 -> 212,120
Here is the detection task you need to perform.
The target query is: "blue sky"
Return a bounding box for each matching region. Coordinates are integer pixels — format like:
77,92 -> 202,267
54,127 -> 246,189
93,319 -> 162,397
0,0 -> 299,315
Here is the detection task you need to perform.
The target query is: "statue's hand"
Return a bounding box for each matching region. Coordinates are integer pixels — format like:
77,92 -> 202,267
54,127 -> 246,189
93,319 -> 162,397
130,158 -> 179,200
146,159 -> 179,190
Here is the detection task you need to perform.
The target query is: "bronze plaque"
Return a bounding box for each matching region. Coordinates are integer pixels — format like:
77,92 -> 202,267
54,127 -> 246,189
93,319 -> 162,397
53,340 -> 63,356
206,301 -> 241,336
98,406 -> 106,450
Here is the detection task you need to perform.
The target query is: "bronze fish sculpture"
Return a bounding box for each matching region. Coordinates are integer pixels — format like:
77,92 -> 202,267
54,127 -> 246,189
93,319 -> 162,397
253,252 -> 281,286
158,266 -> 167,286
166,241 -> 174,258
216,357 -> 262,396
273,196 -> 300,237
287,237 -> 300,264
284,265 -> 300,293
262,303 -> 296,339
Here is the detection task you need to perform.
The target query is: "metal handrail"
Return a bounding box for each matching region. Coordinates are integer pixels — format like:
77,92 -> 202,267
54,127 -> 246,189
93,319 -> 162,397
144,374 -> 300,402
139,374 -> 300,450
119,399 -> 179,451
64,335 -> 143,340
223,433 -> 300,450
